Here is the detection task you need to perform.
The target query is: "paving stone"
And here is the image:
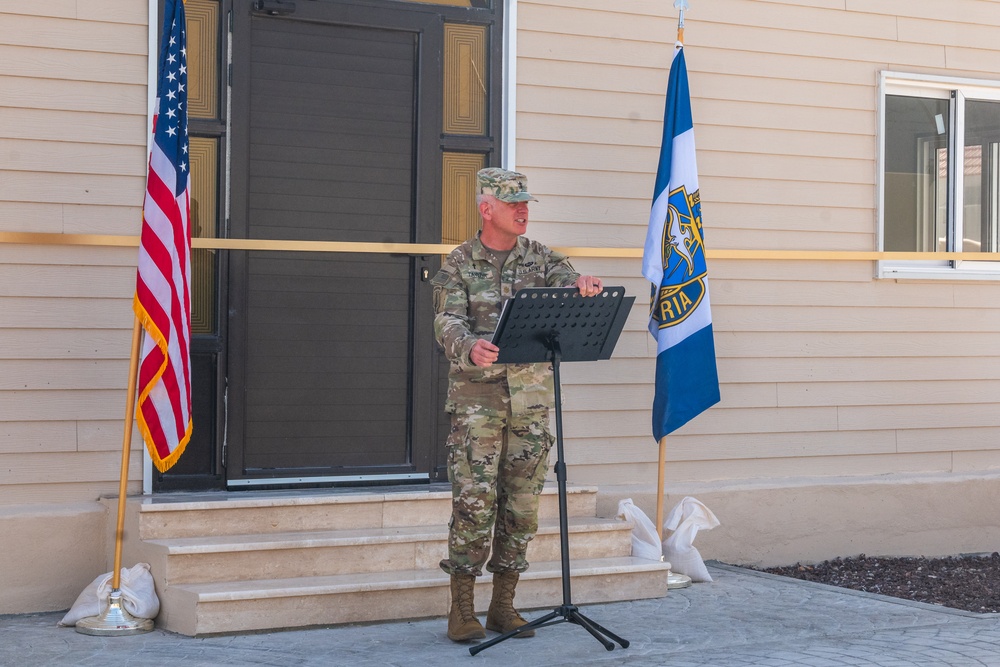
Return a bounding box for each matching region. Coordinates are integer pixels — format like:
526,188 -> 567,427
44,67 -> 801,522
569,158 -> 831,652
3,564 -> 999,667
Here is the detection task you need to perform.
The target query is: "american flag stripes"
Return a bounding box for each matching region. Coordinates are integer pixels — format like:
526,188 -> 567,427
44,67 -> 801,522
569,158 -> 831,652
134,0 -> 193,472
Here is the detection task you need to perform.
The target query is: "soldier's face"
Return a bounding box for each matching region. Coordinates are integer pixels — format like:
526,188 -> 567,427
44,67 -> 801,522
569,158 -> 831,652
483,199 -> 529,241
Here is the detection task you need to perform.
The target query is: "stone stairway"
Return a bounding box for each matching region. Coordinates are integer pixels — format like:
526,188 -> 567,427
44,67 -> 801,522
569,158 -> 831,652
117,485 -> 670,636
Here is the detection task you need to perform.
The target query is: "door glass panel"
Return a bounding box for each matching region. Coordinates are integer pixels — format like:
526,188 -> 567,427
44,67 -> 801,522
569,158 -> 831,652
443,23 -> 488,135
884,95 -> 949,252
963,100 -> 1000,253
242,17 -> 415,475
189,136 -> 218,335
186,0 -> 219,120
442,152 -> 485,244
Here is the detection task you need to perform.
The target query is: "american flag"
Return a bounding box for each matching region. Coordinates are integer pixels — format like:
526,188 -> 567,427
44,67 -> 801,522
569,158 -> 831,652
133,0 -> 193,472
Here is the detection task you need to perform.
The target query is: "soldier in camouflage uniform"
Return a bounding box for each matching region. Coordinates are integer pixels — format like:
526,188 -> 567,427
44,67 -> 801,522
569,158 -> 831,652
432,168 -> 603,642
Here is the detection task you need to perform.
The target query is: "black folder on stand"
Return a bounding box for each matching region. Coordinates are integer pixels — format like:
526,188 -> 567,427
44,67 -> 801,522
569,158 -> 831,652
491,287 -> 634,364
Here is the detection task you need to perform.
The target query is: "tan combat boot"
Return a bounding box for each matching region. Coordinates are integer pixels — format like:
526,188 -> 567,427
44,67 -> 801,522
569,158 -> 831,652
448,574 -> 486,642
485,570 -> 534,637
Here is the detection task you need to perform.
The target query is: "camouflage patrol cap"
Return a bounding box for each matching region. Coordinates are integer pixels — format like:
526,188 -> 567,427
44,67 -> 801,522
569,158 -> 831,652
477,168 -> 538,203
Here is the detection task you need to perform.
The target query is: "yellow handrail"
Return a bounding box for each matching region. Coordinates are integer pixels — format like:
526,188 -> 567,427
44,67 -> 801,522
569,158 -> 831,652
1,231 -> 998,261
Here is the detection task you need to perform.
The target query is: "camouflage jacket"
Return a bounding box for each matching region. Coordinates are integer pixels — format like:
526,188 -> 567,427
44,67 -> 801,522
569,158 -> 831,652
432,233 -> 581,415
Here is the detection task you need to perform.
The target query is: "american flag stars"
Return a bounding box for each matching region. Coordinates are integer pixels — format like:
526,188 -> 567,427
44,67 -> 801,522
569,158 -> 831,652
156,16 -> 188,193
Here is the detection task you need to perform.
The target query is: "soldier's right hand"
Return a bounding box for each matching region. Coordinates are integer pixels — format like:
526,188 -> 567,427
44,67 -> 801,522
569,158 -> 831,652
470,339 -> 500,367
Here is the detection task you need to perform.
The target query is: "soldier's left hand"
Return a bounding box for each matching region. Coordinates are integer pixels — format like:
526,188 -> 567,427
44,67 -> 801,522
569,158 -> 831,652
575,275 -> 603,297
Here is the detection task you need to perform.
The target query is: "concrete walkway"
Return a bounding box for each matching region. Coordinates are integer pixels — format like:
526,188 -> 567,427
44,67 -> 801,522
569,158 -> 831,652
3,563 -> 999,667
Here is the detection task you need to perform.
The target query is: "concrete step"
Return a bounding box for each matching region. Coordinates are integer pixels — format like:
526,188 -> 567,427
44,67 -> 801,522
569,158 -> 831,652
159,556 -> 671,636
144,516 -> 633,584
119,484 -> 666,636
135,485 -> 600,540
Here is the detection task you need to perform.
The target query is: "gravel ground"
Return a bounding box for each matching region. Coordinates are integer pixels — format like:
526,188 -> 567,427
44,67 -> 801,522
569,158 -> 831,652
755,552 -> 1000,614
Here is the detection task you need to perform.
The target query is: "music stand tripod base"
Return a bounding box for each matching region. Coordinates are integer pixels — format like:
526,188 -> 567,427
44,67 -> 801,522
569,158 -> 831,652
469,287 -> 635,656
469,602 -> 630,655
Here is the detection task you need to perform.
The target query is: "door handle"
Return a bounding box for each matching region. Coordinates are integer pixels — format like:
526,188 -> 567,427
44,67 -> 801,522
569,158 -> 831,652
253,0 -> 295,16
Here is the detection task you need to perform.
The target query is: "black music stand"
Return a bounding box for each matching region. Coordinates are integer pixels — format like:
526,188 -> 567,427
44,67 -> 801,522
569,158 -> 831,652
468,286 -> 635,656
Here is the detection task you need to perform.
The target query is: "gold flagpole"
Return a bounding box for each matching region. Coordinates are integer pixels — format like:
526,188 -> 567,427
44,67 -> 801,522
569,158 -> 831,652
659,0 -> 693,591
76,316 -> 154,636
656,437 -> 667,542
657,434 -> 690,589
661,0 -> 690,542
676,0 -> 687,44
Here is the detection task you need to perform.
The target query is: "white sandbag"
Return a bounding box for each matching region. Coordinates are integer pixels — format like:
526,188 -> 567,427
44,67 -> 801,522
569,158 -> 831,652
59,562 -> 159,627
616,498 -> 663,562
662,496 -> 719,583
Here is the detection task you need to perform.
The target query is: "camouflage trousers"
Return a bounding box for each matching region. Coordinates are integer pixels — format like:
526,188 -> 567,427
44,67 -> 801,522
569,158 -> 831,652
439,407 -> 554,576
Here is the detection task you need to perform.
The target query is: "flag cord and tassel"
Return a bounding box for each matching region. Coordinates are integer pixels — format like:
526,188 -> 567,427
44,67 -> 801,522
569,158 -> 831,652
76,317 -> 154,636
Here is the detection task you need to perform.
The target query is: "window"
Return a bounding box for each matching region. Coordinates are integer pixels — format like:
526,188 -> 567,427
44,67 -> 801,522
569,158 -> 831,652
185,0 -> 224,334
879,72 -> 1000,279
441,22 -> 491,244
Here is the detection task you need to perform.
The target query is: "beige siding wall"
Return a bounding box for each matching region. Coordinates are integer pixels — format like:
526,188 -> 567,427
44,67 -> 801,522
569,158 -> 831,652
2,0 -> 1000,611
0,2 -> 148,507
517,0 -> 1000,486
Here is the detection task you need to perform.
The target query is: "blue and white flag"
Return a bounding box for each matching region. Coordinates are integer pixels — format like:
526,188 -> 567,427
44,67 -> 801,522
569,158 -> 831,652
642,44 -> 720,441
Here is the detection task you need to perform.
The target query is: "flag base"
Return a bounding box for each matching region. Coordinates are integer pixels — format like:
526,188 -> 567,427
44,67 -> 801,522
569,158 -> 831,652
667,571 -> 693,589
75,590 -> 154,636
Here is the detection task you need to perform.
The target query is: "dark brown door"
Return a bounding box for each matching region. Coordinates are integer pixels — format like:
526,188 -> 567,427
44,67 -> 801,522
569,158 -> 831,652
227,1 -> 442,484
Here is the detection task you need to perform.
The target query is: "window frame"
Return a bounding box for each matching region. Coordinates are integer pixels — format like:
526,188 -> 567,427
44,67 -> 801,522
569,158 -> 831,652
877,71 -> 1000,281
